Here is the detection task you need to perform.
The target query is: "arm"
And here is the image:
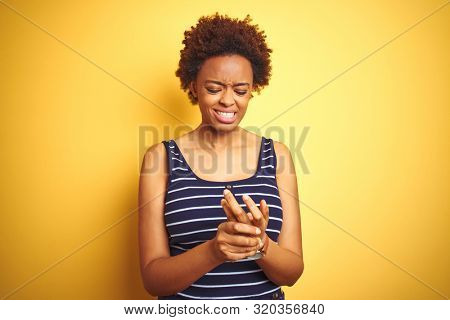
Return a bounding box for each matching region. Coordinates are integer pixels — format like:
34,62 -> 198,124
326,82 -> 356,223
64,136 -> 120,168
255,141 -> 304,286
143,241 -> 222,296
255,234 -> 303,287
138,143 -> 223,296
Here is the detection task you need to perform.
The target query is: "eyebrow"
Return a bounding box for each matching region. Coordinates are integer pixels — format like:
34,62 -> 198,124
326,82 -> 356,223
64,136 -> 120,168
204,80 -> 250,87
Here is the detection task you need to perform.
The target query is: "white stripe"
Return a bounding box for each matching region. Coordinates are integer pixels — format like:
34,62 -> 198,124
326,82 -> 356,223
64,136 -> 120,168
165,203 -> 282,216
191,280 -> 269,288
171,227 -> 280,238
172,157 -> 183,163
170,150 -> 179,155
174,240 -> 282,246
168,185 -> 226,194
269,204 -> 283,211
256,175 -> 275,179
168,183 -> 277,194
262,155 -> 274,160
178,240 -> 207,244
234,192 -> 280,200
264,141 -> 270,145
263,148 -> 271,152
166,216 -> 282,227
165,205 -> 220,216
173,241 -> 282,246
171,228 -> 217,237
172,167 -> 188,171
232,183 -> 278,190
170,177 -> 197,182
176,286 -> 281,299
169,245 -> 186,251
206,269 -> 263,275
169,145 -> 175,148
261,165 -> 274,169
166,217 -> 225,227
165,194 -> 223,205
226,258 -> 256,263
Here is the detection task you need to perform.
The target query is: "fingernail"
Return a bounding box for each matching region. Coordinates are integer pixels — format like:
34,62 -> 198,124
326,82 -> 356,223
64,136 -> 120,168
255,228 -> 261,234
242,194 -> 249,200
223,189 -> 230,195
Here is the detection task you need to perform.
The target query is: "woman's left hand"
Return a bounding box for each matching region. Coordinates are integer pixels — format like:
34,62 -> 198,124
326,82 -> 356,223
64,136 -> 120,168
221,190 -> 269,242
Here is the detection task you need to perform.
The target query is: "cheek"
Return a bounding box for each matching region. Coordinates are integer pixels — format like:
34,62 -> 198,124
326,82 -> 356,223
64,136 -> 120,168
203,94 -> 220,104
238,107 -> 248,116
198,92 -> 219,107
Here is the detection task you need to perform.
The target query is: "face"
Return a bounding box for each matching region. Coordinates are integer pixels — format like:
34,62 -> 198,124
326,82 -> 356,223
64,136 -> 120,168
189,54 -> 254,132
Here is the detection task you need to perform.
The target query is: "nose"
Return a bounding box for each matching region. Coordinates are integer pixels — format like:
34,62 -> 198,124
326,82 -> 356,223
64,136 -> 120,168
219,85 -> 235,106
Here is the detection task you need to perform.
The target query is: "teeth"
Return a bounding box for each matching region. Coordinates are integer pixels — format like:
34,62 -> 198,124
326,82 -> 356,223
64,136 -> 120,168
217,111 -> 235,118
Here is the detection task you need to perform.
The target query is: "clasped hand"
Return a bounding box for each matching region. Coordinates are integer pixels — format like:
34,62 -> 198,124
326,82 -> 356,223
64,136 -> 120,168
211,188 -> 270,263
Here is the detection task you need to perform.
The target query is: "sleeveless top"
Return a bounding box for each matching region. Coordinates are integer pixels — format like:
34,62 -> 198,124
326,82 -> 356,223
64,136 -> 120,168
158,136 -> 283,300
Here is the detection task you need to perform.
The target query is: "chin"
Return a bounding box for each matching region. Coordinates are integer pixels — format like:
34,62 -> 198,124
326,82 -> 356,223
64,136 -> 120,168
208,122 -> 237,131
217,124 -> 239,132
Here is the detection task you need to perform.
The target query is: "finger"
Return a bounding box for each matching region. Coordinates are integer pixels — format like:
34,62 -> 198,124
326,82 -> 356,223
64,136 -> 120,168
225,224 -> 261,243
222,242 -> 260,253
261,199 -> 270,221
223,199 -> 252,224
223,189 -> 251,224
242,194 -> 264,228
259,200 -> 266,221
221,199 -> 237,222
220,198 -> 239,222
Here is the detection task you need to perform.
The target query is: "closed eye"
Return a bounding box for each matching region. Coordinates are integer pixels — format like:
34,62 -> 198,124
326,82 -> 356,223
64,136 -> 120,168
206,88 -> 247,96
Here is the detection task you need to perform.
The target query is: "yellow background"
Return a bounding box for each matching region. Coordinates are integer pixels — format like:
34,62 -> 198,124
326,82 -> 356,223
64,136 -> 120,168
0,0 -> 448,299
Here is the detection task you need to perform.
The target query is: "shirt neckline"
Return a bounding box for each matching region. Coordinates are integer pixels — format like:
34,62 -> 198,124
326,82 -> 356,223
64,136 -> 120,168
170,136 -> 265,184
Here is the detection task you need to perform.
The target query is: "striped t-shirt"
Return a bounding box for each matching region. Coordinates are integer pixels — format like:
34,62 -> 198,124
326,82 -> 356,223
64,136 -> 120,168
158,136 -> 283,299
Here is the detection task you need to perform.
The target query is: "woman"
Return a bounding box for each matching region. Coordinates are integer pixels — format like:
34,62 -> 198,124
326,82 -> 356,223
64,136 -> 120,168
138,12 -> 304,300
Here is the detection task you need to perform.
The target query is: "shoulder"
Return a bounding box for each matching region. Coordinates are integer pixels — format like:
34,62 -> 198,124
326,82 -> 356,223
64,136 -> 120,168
140,141 -> 168,176
144,141 -> 166,159
272,140 -> 291,158
271,139 -> 296,178
272,140 -> 292,164
139,141 -> 169,206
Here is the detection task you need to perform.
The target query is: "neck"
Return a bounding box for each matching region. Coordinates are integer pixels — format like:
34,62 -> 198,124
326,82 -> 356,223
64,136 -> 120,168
192,123 -> 245,150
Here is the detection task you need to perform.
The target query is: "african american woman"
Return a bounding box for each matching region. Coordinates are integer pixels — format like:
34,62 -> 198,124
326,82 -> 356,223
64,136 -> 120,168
138,12 -> 304,300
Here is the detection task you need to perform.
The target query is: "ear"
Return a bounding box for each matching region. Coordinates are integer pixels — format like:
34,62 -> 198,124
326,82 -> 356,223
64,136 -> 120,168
189,81 -> 197,98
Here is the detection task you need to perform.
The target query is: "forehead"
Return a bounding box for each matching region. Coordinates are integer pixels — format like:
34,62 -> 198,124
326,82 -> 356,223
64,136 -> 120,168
197,54 -> 253,83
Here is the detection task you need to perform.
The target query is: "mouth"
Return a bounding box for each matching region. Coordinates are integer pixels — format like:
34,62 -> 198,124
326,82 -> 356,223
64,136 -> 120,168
212,109 -> 237,124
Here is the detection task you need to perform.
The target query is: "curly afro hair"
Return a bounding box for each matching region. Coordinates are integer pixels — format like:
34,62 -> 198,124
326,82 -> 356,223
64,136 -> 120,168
175,12 -> 273,105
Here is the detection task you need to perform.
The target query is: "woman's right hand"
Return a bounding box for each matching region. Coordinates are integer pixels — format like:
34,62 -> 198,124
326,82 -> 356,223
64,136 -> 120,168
209,221 -> 262,263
